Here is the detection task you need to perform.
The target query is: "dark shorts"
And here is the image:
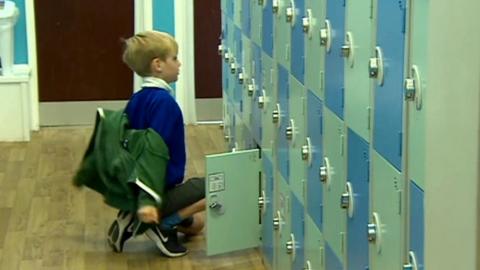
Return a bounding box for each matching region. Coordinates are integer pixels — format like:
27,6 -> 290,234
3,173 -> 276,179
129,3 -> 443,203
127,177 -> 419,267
161,177 -> 205,217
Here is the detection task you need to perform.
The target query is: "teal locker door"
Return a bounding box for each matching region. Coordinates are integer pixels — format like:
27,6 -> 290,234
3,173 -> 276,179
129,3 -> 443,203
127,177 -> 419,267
291,192 -> 305,270
205,149 -> 261,256
322,108 -> 346,267
288,76 -> 307,203
406,0 -> 428,190
251,0 -> 263,46
251,43 -> 263,144
242,0 -> 251,37
261,53 -> 276,161
290,0 -> 306,84
233,26 -> 243,111
369,152 -> 405,269
305,215 -> 325,270
344,0 -> 374,141
242,36 -> 253,129
275,176 -> 293,270
262,0 -> 274,57
274,0 -> 292,70
261,156 -> 275,268
409,181 -> 424,270
277,64 -> 290,183
233,0 -> 242,27
305,0 -> 326,100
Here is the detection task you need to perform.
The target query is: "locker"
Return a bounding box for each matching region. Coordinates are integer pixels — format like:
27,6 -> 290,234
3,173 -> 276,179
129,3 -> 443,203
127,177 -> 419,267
277,64 -> 290,183
205,149 -> 261,256
369,151 -> 405,269
274,176 -> 293,270
304,0 -> 326,100
306,89 -> 324,230
262,156 -> 276,268
288,76 -> 307,202
346,128 -> 370,270
324,0 -> 346,119
262,0 -> 274,57
241,36 -> 253,129
322,108 -> 346,267
274,0 -> 292,70
325,242 -> 343,270
251,0 -> 264,46
304,215 -> 325,270
344,0 -> 374,141
251,43 -> 263,144
290,0 -> 306,84
373,0 -> 407,170
291,193 -> 305,270
233,26 -> 244,111
242,0 -> 252,37
408,180 -> 424,270
233,0 -> 243,27
261,53 -> 276,162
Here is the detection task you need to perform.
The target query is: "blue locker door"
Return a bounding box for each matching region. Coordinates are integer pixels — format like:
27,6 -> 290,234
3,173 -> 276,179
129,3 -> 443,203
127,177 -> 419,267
346,128 -> 370,270
291,193 -> 305,270
262,0 -> 274,57
277,64 -> 290,183
410,181 -> 424,270
227,0 -> 234,19
242,0 -> 251,37
262,156 -> 275,266
324,0 -> 345,119
373,0 -> 406,170
252,43 -> 263,144
306,89 -> 323,230
291,0 -> 306,84
325,242 -> 343,270
234,26 -> 243,110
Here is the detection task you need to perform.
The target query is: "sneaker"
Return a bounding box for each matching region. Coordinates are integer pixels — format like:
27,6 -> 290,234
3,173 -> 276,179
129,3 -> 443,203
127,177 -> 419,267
107,210 -> 134,252
145,226 -> 188,257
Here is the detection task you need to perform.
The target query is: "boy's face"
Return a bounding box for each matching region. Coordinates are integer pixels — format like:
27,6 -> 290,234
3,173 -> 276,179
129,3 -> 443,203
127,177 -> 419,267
157,53 -> 181,83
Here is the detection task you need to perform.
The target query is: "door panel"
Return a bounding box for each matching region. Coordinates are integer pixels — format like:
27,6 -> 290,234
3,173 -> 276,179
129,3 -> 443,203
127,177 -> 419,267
205,149 -> 261,256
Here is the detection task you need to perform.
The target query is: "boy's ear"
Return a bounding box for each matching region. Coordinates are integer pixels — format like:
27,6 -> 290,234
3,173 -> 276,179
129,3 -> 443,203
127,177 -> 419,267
151,58 -> 163,73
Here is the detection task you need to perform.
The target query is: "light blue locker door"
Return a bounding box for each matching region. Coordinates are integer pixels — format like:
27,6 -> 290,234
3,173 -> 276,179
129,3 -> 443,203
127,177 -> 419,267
305,215 -> 325,270
409,181 -> 424,270
261,53 -> 276,161
325,243 -> 343,270
305,0 -> 326,99
242,0 -> 251,37
242,36 -> 253,130
251,43 -> 263,144
262,0 -> 274,57
233,0 -> 242,27
291,193 -> 305,270
226,0 -> 234,19
291,0 -> 306,84
205,149 -> 260,256
251,0 -> 263,46
373,0 -> 407,170
306,89 -> 323,230
262,156 -> 275,267
323,108 -> 346,268
325,0 -> 345,119
277,64 -> 290,183
274,0 -> 291,70
234,26 -> 244,111
229,112 -> 237,150
346,128 -> 370,270
275,176 -> 293,270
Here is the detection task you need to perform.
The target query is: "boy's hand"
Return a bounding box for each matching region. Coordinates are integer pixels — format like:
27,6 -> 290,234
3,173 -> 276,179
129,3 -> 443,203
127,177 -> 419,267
137,205 -> 160,224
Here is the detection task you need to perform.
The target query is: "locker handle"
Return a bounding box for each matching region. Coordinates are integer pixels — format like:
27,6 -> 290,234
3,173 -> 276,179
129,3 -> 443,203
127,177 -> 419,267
320,20 -> 332,52
404,65 -> 423,110
367,212 -> 382,253
369,46 -> 384,85
303,9 -> 313,39
403,251 -> 419,270
286,0 -> 296,25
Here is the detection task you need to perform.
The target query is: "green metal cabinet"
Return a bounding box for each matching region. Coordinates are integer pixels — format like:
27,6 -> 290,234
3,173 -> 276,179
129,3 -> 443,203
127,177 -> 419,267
305,0 -> 326,99
205,149 -> 261,256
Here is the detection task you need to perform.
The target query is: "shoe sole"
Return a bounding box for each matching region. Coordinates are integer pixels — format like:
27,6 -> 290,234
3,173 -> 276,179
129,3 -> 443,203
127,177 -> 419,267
145,229 -> 188,257
106,211 -> 133,252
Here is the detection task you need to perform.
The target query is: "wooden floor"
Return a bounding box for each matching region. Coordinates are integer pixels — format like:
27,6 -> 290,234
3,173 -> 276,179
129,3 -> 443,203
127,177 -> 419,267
0,125 -> 266,270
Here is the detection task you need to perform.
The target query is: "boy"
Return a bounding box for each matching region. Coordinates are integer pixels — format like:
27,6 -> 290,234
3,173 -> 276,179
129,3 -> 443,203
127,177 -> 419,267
74,31 -> 205,258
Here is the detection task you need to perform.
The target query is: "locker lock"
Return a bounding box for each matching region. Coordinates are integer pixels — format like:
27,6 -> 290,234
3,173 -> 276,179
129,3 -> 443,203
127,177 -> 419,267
272,103 -> 281,127
302,9 -> 313,38
340,182 -> 354,217
404,65 -> 423,110
285,119 -> 295,141
403,251 -> 419,270
258,190 -> 267,216
209,195 -> 225,215
367,212 -> 382,253
286,233 -> 296,261
248,79 -> 256,97
319,157 -> 330,185
301,137 -> 312,166
258,89 -> 267,109
273,210 -> 282,231
304,261 -> 312,270
218,44 -> 224,56
272,0 -> 279,14
238,69 -> 245,84
224,135 -> 231,142
369,46 -> 384,85
230,62 -> 238,74
341,32 -> 355,67
224,51 -> 231,63
286,0 -> 295,25
320,20 -> 332,52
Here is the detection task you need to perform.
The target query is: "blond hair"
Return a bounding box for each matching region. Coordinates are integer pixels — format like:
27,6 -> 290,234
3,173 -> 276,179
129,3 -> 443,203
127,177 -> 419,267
122,31 -> 178,76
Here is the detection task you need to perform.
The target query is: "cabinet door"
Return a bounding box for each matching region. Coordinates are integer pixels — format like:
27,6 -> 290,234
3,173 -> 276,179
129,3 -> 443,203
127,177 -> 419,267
206,149 -> 261,255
